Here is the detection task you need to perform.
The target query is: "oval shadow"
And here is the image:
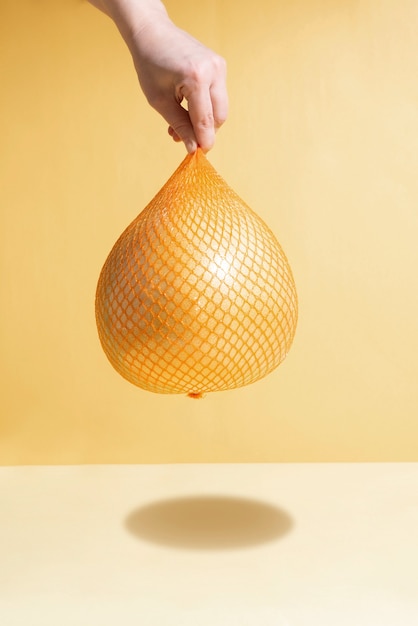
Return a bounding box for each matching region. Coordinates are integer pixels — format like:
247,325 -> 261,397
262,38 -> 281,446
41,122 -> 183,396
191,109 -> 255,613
125,495 -> 294,550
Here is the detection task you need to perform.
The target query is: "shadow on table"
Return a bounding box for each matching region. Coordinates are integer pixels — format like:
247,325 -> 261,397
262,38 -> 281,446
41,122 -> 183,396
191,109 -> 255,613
124,495 -> 294,550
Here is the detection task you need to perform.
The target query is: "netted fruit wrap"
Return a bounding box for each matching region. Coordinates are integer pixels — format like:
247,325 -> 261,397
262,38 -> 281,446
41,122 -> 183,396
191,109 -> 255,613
95,149 -> 297,397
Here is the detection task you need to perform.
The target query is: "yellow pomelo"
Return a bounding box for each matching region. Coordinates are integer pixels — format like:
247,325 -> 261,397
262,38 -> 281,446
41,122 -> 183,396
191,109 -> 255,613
95,149 -> 297,397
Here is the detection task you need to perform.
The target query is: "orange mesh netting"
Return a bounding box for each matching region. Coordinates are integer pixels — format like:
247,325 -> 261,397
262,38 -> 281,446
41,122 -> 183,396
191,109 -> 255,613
95,149 -> 298,397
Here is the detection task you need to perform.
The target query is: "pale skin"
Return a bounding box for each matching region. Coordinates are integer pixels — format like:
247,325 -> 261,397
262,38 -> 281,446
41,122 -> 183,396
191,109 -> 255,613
88,0 -> 228,153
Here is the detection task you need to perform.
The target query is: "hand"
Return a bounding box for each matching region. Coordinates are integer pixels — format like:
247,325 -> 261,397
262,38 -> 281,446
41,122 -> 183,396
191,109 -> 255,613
88,0 -> 228,153
130,17 -> 228,153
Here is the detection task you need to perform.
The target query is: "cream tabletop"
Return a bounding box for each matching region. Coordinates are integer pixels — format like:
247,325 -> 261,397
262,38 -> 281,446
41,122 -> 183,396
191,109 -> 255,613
1,463 -> 417,625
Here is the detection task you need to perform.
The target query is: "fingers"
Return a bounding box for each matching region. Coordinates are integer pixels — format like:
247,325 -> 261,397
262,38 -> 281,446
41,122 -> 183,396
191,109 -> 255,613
158,100 -> 198,153
168,126 -> 181,142
161,84 -> 226,154
181,58 -> 228,153
160,55 -> 227,153
186,86 -> 216,153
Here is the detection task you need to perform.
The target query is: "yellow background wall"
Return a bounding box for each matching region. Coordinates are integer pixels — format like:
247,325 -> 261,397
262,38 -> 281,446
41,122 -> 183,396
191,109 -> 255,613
1,0 -> 417,464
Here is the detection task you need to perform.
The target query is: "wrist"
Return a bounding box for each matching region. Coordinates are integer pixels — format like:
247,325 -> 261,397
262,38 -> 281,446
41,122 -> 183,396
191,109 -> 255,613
97,0 -> 170,42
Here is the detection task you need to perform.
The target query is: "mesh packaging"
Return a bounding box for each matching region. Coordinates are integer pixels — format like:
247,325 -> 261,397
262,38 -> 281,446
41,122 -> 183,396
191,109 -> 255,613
95,149 -> 298,397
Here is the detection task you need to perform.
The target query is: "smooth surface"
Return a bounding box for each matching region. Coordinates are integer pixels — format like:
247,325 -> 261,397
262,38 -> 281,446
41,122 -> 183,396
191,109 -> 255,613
1,463 -> 417,625
1,0 -> 418,463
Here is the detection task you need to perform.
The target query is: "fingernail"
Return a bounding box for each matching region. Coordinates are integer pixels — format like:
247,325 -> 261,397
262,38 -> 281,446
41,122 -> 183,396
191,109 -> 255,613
184,138 -> 197,154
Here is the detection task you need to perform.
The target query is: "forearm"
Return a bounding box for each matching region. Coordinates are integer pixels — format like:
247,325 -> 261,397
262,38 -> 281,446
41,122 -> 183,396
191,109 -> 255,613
87,0 -> 169,43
